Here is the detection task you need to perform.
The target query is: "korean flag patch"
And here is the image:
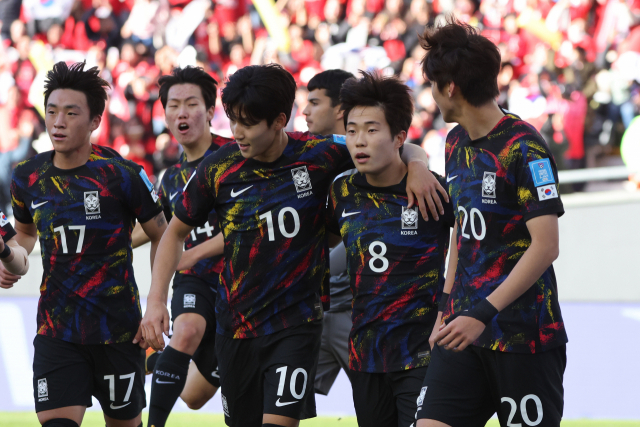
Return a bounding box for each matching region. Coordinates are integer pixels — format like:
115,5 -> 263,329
529,159 -> 556,187
0,212 -> 9,227
537,184 -> 558,200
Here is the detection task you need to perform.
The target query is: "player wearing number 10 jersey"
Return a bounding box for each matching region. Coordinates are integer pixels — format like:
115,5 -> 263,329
327,72 -> 454,427
144,63 -> 447,427
10,62 -> 167,427
416,19 -> 568,427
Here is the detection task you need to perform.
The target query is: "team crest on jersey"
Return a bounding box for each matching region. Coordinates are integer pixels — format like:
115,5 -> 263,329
401,206 -> 418,234
37,378 -> 48,401
0,211 -> 9,227
482,172 -> 497,198
84,191 -> 101,218
184,294 -> 196,308
291,166 -> 312,193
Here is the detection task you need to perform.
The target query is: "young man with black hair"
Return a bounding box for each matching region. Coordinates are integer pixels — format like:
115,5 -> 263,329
301,69 -> 356,397
0,212 -> 29,279
327,71 -> 454,427
416,18 -> 567,427
143,63 -> 448,427
8,61 -> 167,427
131,66 -> 232,427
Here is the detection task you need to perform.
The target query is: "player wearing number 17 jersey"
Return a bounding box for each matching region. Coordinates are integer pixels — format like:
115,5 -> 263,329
327,72 -> 454,427
416,19 -> 568,427
10,62 -> 167,427
143,63 -> 448,427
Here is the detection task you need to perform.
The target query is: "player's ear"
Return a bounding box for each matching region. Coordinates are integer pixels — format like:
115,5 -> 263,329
448,82 -> 456,98
393,130 -> 407,150
90,114 -> 102,132
334,103 -> 344,121
272,112 -> 287,131
206,104 -> 215,123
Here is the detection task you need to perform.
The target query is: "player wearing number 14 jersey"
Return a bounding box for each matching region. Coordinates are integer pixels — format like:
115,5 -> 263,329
327,72 -> 454,427
144,63 -> 447,427
416,19 -> 568,427
10,62 -> 167,427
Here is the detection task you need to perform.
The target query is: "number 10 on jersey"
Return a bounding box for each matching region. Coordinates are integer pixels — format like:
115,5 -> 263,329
259,207 -> 300,241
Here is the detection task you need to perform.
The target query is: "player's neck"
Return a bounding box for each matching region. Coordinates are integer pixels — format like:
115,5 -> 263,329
332,121 -> 346,136
364,156 -> 407,188
456,101 -> 505,141
254,129 -> 288,163
52,142 -> 92,170
182,133 -> 211,162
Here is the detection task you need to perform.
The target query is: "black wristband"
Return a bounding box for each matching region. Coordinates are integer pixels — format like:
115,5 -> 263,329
461,299 -> 499,325
0,245 -> 11,259
438,292 -> 450,312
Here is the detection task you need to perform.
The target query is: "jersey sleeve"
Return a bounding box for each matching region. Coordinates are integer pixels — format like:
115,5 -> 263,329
158,174 -> 173,222
124,166 -> 164,223
436,174 -> 456,228
174,156 -> 216,227
10,166 -> 33,225
326,181 -> 341,235
329,134 -> 355,174
0,212 -> 16,242
515,136 -> 565,221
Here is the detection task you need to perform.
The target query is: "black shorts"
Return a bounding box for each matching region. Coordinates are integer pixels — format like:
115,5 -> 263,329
417,344 -> 566,427
33,335 -> 146,420
350,367 -> 428,427
171,274 -> 219,387
215,321 -> 322,426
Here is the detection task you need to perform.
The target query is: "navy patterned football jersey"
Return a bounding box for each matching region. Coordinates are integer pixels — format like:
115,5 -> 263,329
159,135 -> 233,284
0,211 -> 16,242
327,173 -> 454,373
444,111 -> 568,353
11,144 -> 163,345
174,132 -> 352,339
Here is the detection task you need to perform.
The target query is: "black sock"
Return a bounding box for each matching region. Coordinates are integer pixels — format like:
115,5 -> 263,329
148,346 -> 191,427
146,350 -> 162,373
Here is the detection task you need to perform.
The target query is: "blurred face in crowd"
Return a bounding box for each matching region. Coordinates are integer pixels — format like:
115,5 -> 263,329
45,89 -> 101,155
165,83 -> 214,148
346,105 -> 404,177
303,89 -> 342,135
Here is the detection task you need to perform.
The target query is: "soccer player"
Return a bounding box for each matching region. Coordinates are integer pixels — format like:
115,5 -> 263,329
416,19 -> 568,427
0,211 -> 29,278
327,72 -> 454,427
131,66 -> 232,427
142,63 -> 448,427
9,62 -> 167,427
301,69 -> 355,396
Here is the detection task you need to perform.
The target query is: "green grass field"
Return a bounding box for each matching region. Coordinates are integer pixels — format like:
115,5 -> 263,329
1,413 -> 639,427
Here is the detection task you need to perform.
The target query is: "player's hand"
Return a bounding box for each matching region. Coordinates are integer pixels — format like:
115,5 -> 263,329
133,325 -> 150,349
434,315 -> 486,352
0,262 -> 22,289
139,300 -> 170,351
429,312 -> 445,350
405,160 -> 449,221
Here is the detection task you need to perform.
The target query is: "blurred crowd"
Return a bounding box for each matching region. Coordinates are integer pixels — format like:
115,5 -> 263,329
1,0 -> 640,214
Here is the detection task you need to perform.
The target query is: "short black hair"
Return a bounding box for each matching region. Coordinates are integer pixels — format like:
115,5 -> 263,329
158,66 -> 218,110
340,71 -> 413,138
221,64 -> 296,127
420,16 -> 501,107
44,61 -> 110,119
307,69 -> 355,107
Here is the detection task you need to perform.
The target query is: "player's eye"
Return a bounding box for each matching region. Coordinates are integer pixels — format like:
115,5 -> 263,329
188,104 -> 197,107
368,128 -> 377,133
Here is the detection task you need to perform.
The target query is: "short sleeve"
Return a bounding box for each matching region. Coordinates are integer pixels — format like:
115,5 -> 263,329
158,175 -> 173,222
10,168 -> 33,225
174,156 -> 216,227
0,212 -> 16,242
124,166 -> 163,224
326,182 -> 341,235
436,175 -> 455,228
515,137 -> 565,222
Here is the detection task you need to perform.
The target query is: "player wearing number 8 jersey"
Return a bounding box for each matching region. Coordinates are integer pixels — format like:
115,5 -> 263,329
9,62 -> 167,427
144,63 -> 449,427
327,72 -> 455,427
416,18 -> 568,427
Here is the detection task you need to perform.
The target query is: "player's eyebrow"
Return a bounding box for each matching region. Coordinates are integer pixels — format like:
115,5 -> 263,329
46,103 -> 82,109
167,95 -> 199,103
347,120 -> 381,126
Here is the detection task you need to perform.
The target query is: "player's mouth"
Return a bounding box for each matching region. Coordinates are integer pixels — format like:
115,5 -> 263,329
354,152 -> 370,164
237,141 -> 250,152
177,122 -> 190,134
52,132 -> 67,141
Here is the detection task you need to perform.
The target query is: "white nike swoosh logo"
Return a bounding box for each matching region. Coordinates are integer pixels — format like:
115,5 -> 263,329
170,191 -> 180,201
155,379 -> 176,384
31,201 -> 48,209
275,398 -> 298,407
110,402 -> 131,410
230,185 -> 253,197
446,175 -> 459,182
211,370 -> 219,378
342,209 -> 360,218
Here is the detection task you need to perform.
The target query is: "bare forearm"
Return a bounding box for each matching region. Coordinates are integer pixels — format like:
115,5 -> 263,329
486,240 -> 558,312
149,233 -> 183,303
400,143 -> 428,166
132,222 -> 151,248
1,241 -> 29,275
442,228 -> 458,295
